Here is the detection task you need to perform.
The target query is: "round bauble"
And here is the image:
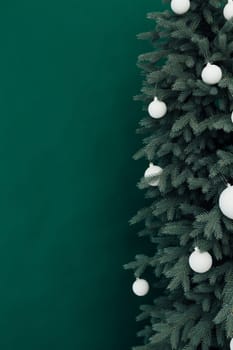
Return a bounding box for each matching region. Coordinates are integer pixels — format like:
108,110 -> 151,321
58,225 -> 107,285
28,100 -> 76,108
132,278 -> 149,297
144,163 -> 163,187
224,0 -> 233,20
189,247 -> 213,274
219,185 -> 233,220
148,97 -> 167,119
230,339 -> 233,350
171,0 -> 191,15
231,111 -> 233,123
201,63 -> 222,85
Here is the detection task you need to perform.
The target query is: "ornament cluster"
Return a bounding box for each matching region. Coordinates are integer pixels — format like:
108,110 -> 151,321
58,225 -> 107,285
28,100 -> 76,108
147,62 -> 223,125
170,0 -> 233,20
132,2 -> 233,347
133,1 -> 233,297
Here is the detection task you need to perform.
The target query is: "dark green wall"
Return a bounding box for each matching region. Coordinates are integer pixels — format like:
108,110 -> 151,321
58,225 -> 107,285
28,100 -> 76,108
0,1 -> 162,349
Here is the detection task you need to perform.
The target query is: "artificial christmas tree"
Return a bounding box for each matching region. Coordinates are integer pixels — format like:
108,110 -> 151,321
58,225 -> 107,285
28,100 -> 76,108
125,0 -> 233,349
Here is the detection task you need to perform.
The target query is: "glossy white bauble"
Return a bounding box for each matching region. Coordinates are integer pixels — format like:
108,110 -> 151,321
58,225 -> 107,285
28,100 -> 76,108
132,279 -> 149,296
171,0 -> 191,15
189,248 -> 213,274
148,97 -> 167,119
219,185 -> 233,220
201,63 -> 222,85
144,163 -> 163,187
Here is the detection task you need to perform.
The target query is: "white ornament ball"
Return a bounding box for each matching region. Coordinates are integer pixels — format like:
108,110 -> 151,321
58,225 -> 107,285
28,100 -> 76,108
132,278 -> 149,296
230,338 -> 233,350
189,247 -> 213,274
201,63 -> 222,85
171,0 -> 191,15
224,0 -> 233,20
148,97 -> 167,119
231,111 -> 233,123
219,185 -> 233,220
144,163 -> 163,187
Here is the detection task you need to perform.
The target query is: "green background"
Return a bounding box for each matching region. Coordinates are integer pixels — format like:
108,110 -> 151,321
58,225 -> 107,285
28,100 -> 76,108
0,1 -> 162,349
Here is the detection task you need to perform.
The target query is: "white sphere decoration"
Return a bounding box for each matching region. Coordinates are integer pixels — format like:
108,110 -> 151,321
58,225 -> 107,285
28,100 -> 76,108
230,338 -> 233,350
224,0 -> 233,20
189,247 -> 213,274
231,111 -> 233,123
148,97 -> 167,119
144,163 -> 163,187
201,63 -> 223,85
171,0 -> 191,15
219,185 -> 233,220
132,278 -> 149,297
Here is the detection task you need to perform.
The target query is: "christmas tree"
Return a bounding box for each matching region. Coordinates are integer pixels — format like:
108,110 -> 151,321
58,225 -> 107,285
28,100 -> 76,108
125,0 -> 233,349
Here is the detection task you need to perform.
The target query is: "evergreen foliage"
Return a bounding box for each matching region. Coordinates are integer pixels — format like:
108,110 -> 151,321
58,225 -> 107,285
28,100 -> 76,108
125,0 -> 233,349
